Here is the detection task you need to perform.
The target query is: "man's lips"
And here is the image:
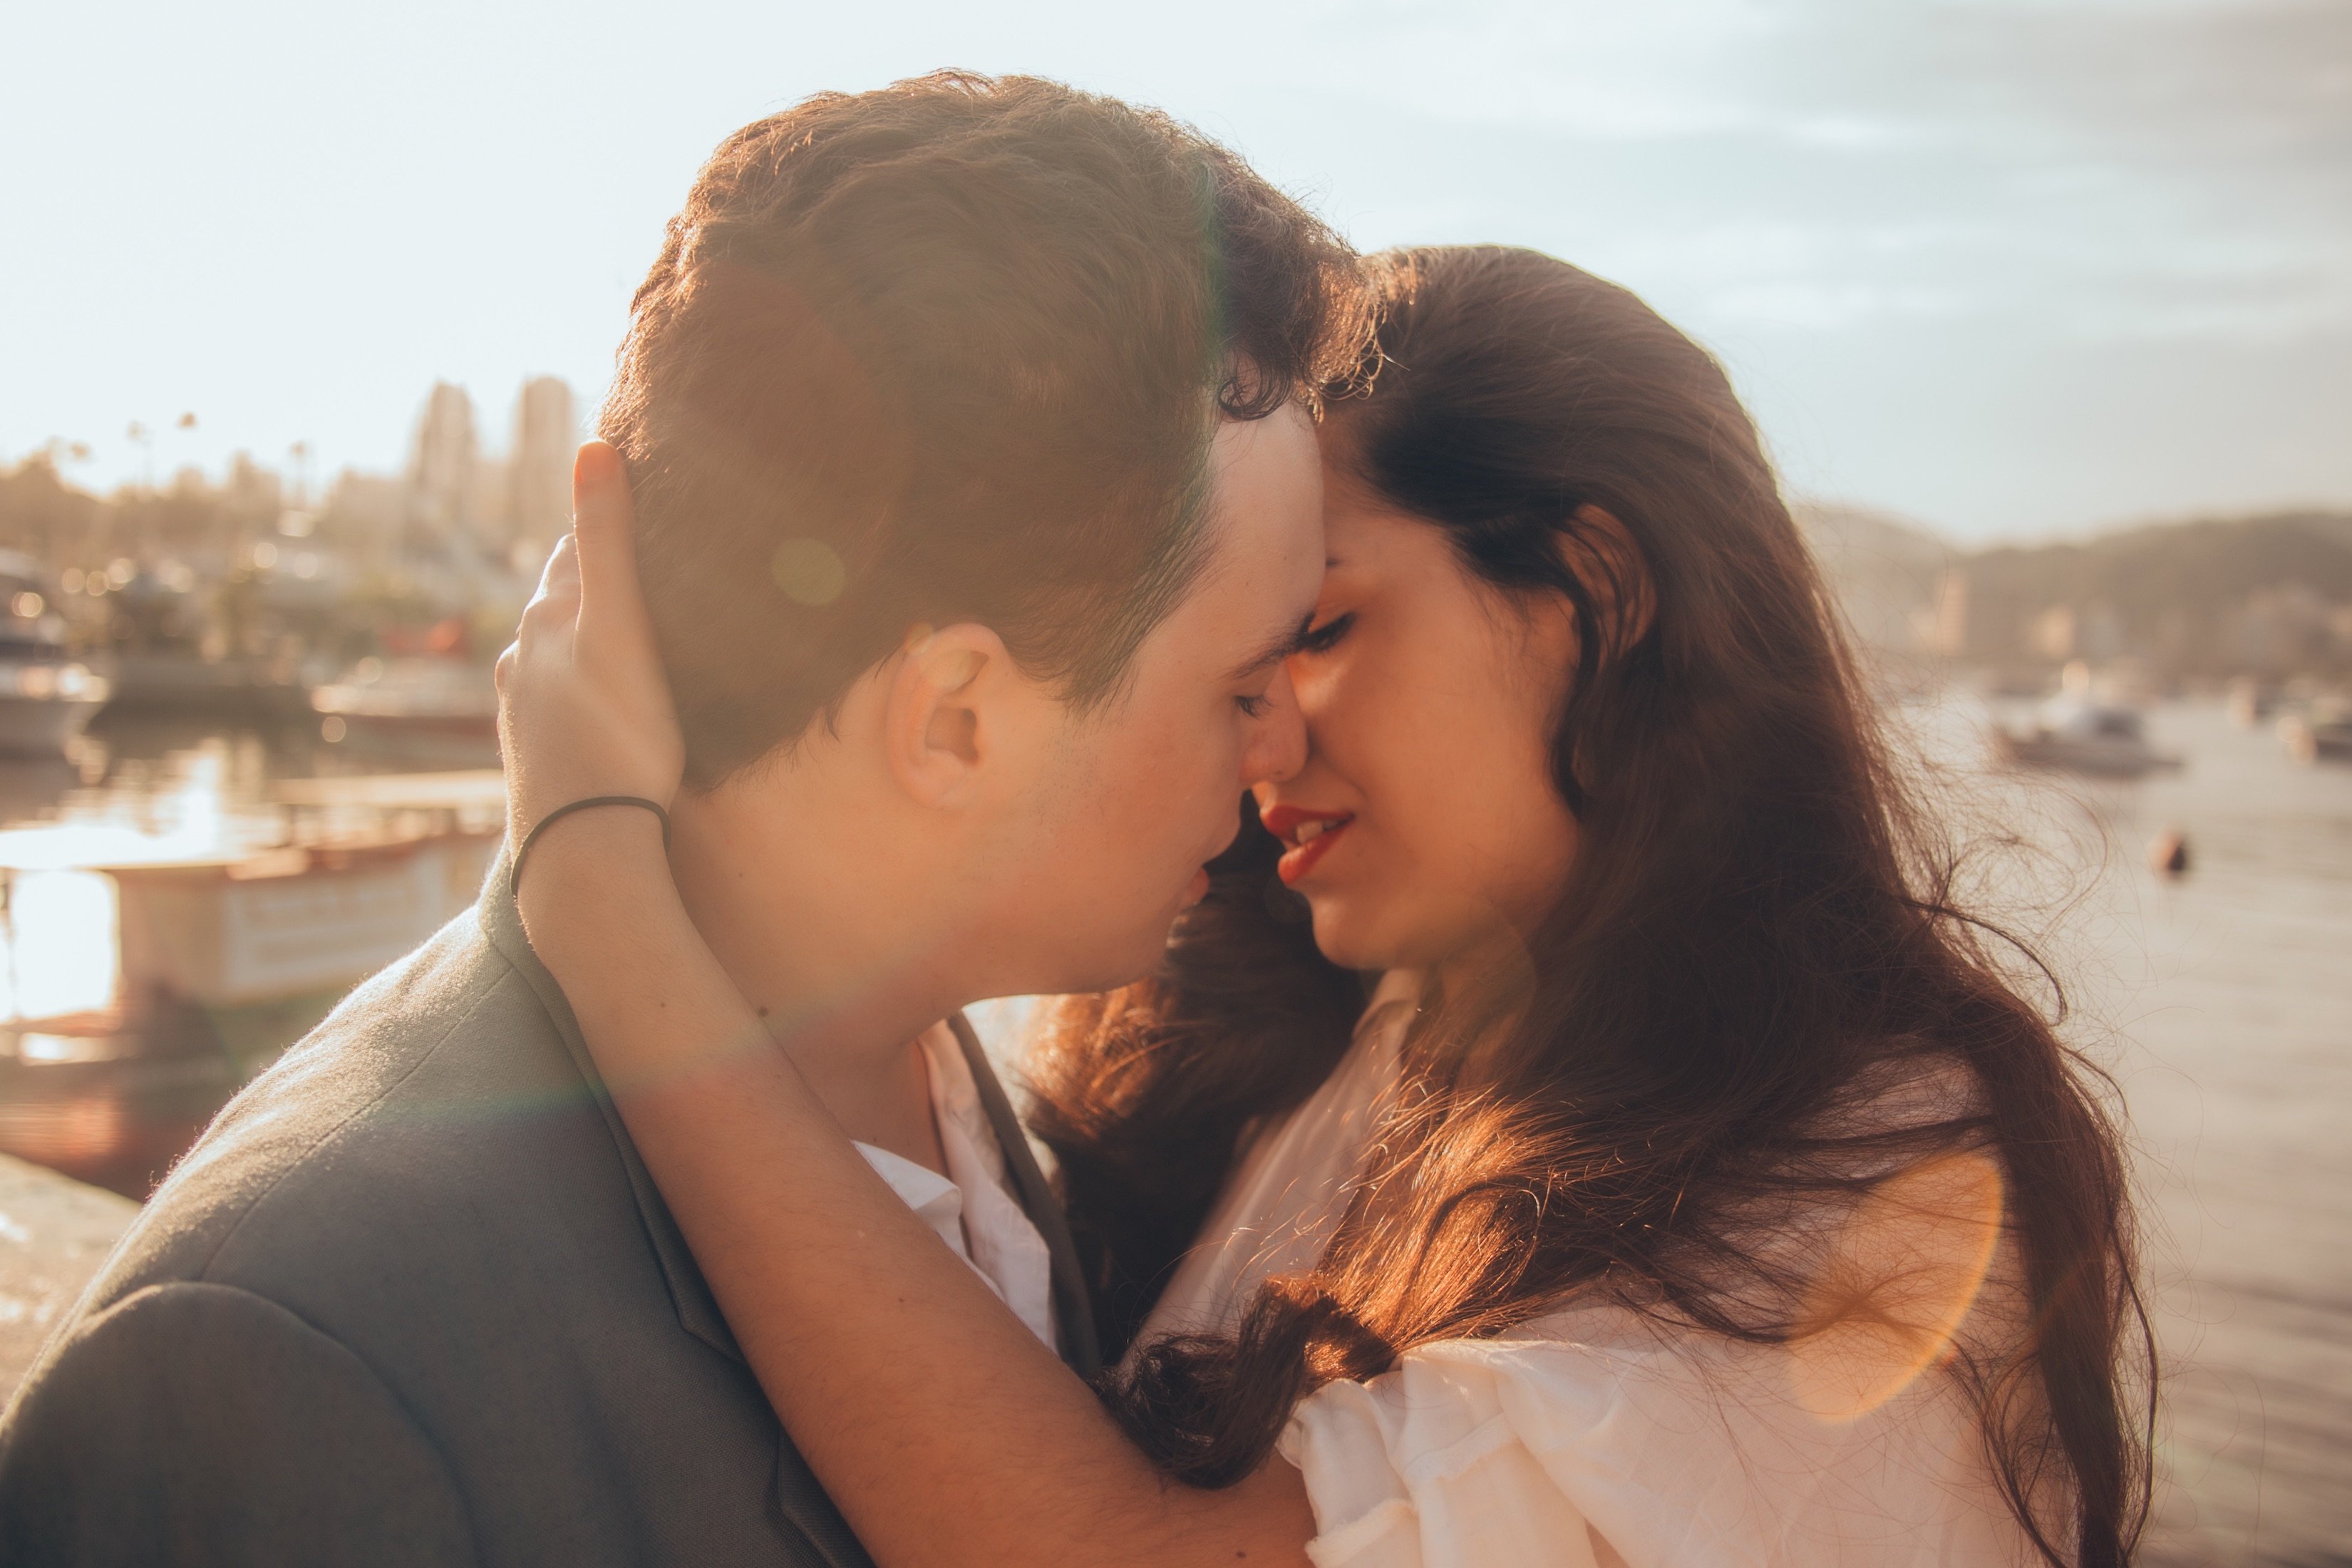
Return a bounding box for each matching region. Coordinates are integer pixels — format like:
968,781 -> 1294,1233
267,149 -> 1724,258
1260,804 -> 1355,885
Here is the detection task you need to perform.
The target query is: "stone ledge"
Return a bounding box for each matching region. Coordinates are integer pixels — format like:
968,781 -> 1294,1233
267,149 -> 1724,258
0,1153 -> 139,1403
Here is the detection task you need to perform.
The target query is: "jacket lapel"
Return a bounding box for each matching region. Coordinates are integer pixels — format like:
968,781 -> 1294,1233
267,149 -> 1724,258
482,851 -> 876,1565
477,848 -> 746,1366
949,1013 -> 1103,1381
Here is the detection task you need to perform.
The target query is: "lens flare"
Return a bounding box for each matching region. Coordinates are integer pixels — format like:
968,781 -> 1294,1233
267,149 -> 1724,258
1787,1149 -> 2006,1423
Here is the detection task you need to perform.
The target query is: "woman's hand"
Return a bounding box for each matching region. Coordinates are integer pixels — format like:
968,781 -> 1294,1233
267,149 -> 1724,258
497,441 -> 686,850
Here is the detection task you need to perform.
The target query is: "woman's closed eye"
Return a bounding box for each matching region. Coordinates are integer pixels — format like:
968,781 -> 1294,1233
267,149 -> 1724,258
1296,612 -> 1354,656
1234,691 -> 1273,718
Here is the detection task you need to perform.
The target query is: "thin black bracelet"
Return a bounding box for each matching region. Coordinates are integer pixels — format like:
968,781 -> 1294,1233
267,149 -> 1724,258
510,795 -> 671,898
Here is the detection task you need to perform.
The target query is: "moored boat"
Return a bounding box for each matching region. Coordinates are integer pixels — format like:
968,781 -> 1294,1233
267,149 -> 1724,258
97,652 -> 313,721
0,662 -> 109,756
1997,693 -> 2182,778
311,656 -> 499,765
0,776 -> 503,1194
2281,702 -> 2352,765
0,552 -> 109,757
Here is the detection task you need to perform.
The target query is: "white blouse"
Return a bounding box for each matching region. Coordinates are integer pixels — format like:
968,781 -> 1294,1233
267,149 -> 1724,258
1145,979 -> 2032,1568
1143,971 -> 1420,1342
853,1022 -> 1057,1353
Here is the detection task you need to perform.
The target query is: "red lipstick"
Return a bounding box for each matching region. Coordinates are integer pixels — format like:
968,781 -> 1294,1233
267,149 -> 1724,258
1261,803 -> 1354,885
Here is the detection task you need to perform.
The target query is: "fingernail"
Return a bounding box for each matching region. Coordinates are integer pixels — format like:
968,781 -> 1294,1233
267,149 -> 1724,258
574,441 -> 622,489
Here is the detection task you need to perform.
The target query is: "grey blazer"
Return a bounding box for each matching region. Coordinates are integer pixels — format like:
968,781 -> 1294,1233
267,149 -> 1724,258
0,852 -> 1098,1567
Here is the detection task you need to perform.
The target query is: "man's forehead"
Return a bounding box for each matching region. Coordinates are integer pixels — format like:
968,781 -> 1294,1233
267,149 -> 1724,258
1170,403 -> 1321,659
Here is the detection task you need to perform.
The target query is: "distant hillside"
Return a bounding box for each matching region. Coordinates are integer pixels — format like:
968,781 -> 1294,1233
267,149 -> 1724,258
1954,510 -> 2352,677
1793,502 -> 1951,665
1793,502 -> 2352,682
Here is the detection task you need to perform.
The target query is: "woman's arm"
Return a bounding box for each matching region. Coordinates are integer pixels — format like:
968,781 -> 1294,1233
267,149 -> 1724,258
501,446 -> 1315,1568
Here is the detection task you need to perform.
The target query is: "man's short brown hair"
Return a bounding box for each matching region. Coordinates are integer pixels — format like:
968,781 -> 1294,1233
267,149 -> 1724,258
601,72 -> 1367,783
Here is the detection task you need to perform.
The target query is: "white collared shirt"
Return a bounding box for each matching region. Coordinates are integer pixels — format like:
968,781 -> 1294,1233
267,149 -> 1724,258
851,1023 -> 1058,1352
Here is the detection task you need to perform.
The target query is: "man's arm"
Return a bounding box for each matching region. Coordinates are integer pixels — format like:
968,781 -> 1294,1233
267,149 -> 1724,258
0,1281 -> 478,1568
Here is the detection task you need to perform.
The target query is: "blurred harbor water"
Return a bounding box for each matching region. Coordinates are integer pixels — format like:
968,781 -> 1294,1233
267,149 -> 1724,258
1893,695 -> 2351,1566
2017,704 -> 2351,1567
0,698 -> 2344,1562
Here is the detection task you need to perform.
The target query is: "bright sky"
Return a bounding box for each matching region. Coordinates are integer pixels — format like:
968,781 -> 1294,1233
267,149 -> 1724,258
4,0 -> 2345,542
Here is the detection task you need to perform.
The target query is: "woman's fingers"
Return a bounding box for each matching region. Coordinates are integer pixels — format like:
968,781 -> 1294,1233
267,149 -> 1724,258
491,439 -> 688,812
540,535 -> 583,617
527,535 -> 581,617
527,530 -> 576,605
516,535 -> 583,664
570,441 -> 658,657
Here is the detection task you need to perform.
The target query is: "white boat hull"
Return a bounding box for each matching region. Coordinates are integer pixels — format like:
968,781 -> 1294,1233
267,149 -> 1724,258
108,833 -> 502,1009
2000,733 -> 2180,778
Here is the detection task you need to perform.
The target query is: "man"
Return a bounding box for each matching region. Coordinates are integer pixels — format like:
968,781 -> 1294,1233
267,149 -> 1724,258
0,72 -> 1362,1565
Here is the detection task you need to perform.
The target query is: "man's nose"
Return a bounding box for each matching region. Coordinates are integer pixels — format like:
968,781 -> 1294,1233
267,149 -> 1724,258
1242,664 -> 1307,787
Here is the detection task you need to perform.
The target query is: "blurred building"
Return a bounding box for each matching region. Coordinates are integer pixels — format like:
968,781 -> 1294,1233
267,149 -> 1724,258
221,453 -> 282,532
406,382 -> 478,545
320,470 -> 406,555
504,376 -> 575,562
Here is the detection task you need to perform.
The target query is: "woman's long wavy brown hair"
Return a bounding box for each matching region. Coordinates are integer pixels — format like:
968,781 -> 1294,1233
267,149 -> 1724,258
1028,247 -> 2152,1565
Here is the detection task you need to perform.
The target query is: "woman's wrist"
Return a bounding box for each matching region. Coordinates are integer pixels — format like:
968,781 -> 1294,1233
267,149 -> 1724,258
514,804 -> 674,961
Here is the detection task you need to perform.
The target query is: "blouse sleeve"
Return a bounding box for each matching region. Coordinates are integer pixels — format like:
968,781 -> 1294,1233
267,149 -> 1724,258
1276,1344 -> 1612,1568
1275,1301 -> 2024,1568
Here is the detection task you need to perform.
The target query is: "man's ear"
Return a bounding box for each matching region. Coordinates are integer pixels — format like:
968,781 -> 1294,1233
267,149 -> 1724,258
1561,505 -> 1657,661
882,622 -> 1004,807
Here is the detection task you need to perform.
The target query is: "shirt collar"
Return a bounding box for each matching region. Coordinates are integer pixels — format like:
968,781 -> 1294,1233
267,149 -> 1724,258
852,1026 -> 1058,1351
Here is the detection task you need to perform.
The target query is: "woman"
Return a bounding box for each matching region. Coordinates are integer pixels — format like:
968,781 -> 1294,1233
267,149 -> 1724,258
501,247 -> 2150,1565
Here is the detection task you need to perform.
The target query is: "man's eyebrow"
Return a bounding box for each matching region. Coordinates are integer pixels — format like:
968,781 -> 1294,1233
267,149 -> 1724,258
1226,612 -> 1316,684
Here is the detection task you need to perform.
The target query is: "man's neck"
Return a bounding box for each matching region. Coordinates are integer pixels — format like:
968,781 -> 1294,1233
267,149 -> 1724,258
664,784 -> 963,1172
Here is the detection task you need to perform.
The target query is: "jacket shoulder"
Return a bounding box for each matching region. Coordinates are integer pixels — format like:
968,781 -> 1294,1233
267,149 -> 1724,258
0,1279 -> 479,1566
79,908 -> 573,1305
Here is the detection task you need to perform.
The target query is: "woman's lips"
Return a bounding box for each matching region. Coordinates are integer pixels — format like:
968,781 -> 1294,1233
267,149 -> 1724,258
1261,804 -> 1355,885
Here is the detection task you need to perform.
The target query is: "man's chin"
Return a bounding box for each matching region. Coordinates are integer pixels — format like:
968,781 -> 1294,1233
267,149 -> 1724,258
1015,884 -> 1207,997
1051,929 -> 1179,999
